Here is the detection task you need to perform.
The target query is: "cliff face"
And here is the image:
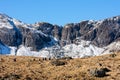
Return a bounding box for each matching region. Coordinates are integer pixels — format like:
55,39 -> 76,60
0,13 -> 120,58
33,16 -> 120,48
34,22 -> 63,41
20,16 -> 120,48
0,14 -> 52,51
18,26 -> 51,51
91,17 -> 120,47
53,17 -> 120,47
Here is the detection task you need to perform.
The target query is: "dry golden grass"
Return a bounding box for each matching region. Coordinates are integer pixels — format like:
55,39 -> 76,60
0,52 -> 120,80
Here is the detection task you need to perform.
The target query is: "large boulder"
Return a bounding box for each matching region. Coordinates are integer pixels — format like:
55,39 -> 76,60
88,68 -> 110,77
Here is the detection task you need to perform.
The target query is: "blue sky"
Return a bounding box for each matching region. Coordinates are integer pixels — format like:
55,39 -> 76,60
0,0 -> 120,25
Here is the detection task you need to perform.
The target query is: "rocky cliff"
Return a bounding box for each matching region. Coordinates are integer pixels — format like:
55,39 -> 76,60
34,16 -> 120,47
0,13 -> 52,51
0,13 -> 120,58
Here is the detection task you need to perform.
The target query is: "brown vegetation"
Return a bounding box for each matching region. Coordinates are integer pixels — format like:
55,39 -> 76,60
0,52 -> 120,80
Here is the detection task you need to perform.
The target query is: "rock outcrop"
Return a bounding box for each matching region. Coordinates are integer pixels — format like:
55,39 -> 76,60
60,16 -> 120,47
0,13 -> 120,58
18,26 -> 51,51
0,14 -> 52,51
34,22 -> 63,40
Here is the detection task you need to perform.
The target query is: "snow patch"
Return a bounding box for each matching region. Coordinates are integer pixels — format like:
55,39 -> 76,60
63,40 -> 105,58
87,20 -> 95,24
16,45 -> 41,57
102,41 -> 120,54
9,47 -> 17,55
65,25 -> 70,28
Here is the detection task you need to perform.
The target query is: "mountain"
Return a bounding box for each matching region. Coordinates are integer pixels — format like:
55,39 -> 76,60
0,13 -> 120,58
0,13 -> 56,49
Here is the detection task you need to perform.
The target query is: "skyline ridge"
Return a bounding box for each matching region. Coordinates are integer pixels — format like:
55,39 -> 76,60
0,0 -> 120,25
0,12 -> 120,26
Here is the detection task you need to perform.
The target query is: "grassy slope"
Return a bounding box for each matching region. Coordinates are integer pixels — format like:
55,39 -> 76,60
0,52 -> 120,80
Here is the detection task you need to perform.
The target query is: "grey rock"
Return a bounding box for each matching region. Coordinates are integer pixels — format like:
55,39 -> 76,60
18,26 -> 51,51
88,68 -> 110,77
0,13 -> 120,54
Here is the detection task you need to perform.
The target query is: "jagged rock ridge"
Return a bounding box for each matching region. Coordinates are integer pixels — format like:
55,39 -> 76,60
0,13 -> 120,58
34,16 -> 120,47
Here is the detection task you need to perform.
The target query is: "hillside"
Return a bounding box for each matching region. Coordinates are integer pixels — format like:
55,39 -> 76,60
0,52 -> 120,80
0,13 -> 120,58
